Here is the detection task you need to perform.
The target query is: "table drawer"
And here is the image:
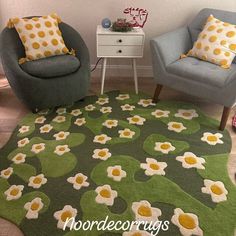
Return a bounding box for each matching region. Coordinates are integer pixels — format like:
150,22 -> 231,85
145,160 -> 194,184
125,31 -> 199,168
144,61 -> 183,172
97,45 -> 143,57
97,35 -> 144,46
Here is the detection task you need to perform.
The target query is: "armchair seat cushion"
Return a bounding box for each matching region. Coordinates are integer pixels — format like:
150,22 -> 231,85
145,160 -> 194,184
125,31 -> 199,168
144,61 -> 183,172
166,57 -> 236,88
21,54 -> 80,78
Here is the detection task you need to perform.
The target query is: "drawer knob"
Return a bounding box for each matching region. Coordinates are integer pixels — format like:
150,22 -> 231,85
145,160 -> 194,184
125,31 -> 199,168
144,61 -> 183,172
118,39 -> 122,43
118,50 -> 122,53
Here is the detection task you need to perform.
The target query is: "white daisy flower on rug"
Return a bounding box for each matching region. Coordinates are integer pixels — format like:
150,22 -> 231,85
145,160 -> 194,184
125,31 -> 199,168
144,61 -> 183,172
95,184 -> 118,206
151,109 -> 170,118
175,109 -> 199,120
132,200 -> 162,223
24,197 -> 44,219
53,131 -> 70,141
201,132 -> 223,145
168,122 -> 187,133
38,109 -> 49,115
121,104 -> 135,111
54,145 -> 70,156
35,116 -> 46,124
39,124 -> 53,133
140,158 -> 167,176
127,115 -> 146,125
171,208 -> 203,236
4,185 -> 24,201
116,94 -> 130,100
17,138 -> 30,148
201,179 -> 228,203
56,107 -> 66,115
96,97 -> 109,105
70,109 -> 82,116
107,165 -> 127,181
138,99 -> 155,107
67,173 -> 89,190
52,115 -> 66,123
85,104 -> 96,111
18,125 -> 30,134
28,174 -> 47,189
74,118 -> 86,126
93,134 -> 111,144
92,148 -> 111,161
176,152 -> 205,170
154,142 -> 175,154
31,143 -> 46,154
12,153 -> 26,164
123,229 -> 151,236
100,106 -> 112,114
118,128 -> 135,138
102,119 -> 118,129
54,205 -> 77,229
0,167 -> 13,179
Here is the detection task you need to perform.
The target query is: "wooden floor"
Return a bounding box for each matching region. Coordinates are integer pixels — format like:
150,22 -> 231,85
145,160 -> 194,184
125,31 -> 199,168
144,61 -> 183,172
0,75 -> 235,236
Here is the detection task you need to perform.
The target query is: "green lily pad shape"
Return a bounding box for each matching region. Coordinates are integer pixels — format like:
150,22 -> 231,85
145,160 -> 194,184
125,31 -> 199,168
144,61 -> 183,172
143,134 -> 189,156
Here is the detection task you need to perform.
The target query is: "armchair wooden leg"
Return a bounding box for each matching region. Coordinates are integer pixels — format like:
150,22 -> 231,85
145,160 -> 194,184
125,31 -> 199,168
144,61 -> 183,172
219,106 -> 231,131
153,84 -> 163,103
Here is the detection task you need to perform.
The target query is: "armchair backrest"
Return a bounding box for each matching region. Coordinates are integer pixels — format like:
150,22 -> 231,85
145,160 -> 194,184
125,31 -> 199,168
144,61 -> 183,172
188,8 -> 236,43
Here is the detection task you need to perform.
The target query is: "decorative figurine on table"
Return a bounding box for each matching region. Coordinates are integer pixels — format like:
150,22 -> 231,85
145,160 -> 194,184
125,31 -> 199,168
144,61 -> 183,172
112,18 -> 132,32
123,7 -> 148,28
101,18 -> 112,28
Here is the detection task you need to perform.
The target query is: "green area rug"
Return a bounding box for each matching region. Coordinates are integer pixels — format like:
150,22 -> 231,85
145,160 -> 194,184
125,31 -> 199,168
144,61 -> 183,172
0,91 -> 235,236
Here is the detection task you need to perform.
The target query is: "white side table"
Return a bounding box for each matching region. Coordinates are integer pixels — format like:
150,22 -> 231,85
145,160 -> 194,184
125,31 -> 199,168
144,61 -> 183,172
96,25 -> 145,94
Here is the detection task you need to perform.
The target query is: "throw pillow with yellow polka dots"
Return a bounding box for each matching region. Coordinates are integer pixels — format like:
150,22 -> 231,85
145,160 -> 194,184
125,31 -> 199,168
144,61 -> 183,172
186,15 -> 236,69
7,13 -> 74,64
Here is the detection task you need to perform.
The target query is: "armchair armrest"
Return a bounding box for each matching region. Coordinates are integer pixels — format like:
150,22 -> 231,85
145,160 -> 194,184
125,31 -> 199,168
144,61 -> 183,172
150,27 -> 192,68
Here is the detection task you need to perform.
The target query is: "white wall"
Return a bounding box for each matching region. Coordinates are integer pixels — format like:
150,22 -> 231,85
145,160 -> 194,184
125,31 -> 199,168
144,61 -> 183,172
0,0 -> 236,76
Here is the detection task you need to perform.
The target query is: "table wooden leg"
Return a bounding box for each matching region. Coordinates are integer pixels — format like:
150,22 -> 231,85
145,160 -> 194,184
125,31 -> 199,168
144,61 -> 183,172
132,58 -> 138,94
101,58 -> 107,95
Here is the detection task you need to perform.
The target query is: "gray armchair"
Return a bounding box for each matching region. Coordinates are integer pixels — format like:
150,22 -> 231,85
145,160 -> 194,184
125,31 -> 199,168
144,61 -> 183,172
0,20 -> 90,111
150,8 -> 236,130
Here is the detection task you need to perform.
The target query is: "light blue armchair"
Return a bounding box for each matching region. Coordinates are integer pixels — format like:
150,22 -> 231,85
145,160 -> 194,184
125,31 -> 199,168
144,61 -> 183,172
150,8 -> 236,130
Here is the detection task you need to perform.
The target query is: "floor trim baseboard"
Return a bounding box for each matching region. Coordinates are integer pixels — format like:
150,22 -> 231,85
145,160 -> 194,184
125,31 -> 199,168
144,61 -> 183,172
91,64 -> 153,78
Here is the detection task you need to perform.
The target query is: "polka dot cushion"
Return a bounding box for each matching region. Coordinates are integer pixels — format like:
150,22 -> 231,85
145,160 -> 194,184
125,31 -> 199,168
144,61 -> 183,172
7,14 -> 72,64
187,15 -> 236,69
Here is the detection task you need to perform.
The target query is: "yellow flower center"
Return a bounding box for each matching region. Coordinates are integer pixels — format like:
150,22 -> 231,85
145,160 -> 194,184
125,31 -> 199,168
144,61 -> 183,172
21,140 -> 26,144
160,144 -> 170,150
207,135 -> 217,142
43,127 -> 49,131
132,117 -> 140,122
31,202 -> 40,211
112,169 -> 120,176
184,157 -> 197,165
210,184 -> 223,195
172,124 -> 181,129
98,136 -> 105,141
137,205 -> 152,217
61,211 -> 73,222
132,233 -> 142,236
98,151 -> 107,158
33,177 -> 42,184
35,145 -> 42,150
4,170 -> 11,176
37,118 -> 42,122
107,121 -> 114,125
143,100 -> 150,104
16,155 -> 22,161
182,112 -> 191,117
100,189 -> 111,198
123,131 -> 131,136
150,163 -> 160,170
59,147 -> 65,151
156,112 -> 164,116
58,117 -> 63,121
76,176 -> 83,184
58,133 -> 65,138
178,214 -> 196,229
10,188 -> 19,196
